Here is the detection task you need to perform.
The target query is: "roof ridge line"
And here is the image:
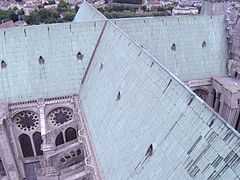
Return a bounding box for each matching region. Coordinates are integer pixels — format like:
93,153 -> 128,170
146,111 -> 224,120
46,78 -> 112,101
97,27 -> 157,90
106,18 -> 240,139
81,20 -> 108,85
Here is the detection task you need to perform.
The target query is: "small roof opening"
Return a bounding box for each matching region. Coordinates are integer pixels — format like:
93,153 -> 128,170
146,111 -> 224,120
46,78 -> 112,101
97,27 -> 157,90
39,56 -> 45,65
1,60 -> 7,69
202,41 -> 207,48
171,43 -> 176,51
77,52 -> 84,61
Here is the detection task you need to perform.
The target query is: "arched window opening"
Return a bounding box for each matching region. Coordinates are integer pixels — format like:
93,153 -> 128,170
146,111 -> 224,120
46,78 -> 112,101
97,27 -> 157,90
77,148 -> 85,162
235,111 -> 240,131
193,89 -> 209,102
212,89 -> 216,109
0,159 -> 6,176
215,93 -> 221,113
55,132 -> 64,146
19,134 -> 34,158
65,127 -> 77,142
33,132 -> 43,156
235,72 -> 238,79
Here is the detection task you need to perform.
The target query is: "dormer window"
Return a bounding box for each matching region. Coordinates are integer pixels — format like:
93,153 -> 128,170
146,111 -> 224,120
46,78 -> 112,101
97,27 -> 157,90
202,41 -> 207,48
39,56 -> 45,65
1,60 -> 7,69
171,43 -> 176,51
76,52 -> 84,61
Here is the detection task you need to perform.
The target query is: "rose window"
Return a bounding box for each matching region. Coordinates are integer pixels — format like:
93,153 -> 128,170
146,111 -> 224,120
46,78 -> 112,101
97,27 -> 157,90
48,107 -> 73,126
13,111 -> 39,131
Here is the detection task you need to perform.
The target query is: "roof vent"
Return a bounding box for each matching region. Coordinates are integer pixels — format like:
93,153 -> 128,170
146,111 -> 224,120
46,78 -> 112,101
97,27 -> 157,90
202,41 -> 206,48
116,91 -> 121,101
171,43 -> 176,51
1,60 -> 7,69
99,63 -> 103,71
76,52 -> 84,61
38,56 -> 45,65
145,144 -> 153,157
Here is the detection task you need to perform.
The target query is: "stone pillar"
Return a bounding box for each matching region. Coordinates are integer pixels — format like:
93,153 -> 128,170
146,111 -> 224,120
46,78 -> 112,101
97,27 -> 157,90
38,99 -> 47,148
0,103 -> 20,180
37,99 -> 58,176
208,89 -> 215,108
41,144 -> 58,176
219,94 -> 225,115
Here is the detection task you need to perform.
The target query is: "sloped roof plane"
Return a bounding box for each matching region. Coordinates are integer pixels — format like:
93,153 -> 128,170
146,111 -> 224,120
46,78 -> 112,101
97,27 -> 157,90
80,20 -> 240,180
112,16 -> 227,81
74,1 -> 106,22
74,3 -> 227,81
0,21 -> 105,102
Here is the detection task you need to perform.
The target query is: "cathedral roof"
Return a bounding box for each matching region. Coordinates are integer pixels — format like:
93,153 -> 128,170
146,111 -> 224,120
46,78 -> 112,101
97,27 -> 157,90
112,16 -> 227,81
0,21 -> 105,102
76,3 -> 240,180
74,0 -> 106,22
74,2 -> 228,81
0,2 -> 239,180
80,19 -> 240,180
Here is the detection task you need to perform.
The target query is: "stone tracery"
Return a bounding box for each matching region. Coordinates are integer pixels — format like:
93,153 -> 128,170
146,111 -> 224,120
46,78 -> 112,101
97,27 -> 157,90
13,111 -> 39,131
48,107 -> 73,126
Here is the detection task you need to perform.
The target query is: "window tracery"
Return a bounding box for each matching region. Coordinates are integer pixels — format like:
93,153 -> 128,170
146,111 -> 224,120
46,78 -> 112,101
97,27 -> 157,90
48,107 -> 73,126
13,111 -> 39,131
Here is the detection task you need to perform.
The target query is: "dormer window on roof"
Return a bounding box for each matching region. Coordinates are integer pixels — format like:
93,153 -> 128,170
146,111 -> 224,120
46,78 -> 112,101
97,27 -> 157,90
1,60 -> 7,69
77,52 -> 84,61
202,41 -> 207,48
171,43 -> 176,51
39,56 -> 45,65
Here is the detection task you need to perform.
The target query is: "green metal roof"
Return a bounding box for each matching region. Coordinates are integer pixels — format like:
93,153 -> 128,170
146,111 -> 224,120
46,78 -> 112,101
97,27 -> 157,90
81,20 -> 240,180
0,21 -> 105,102
112,15 -> 228,81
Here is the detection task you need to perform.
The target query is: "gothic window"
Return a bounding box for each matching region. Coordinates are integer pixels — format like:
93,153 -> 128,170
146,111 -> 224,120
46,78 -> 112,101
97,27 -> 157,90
59,148 -> 85,168
33,132 -> 43,156
77,148 -> 84,162
215,93 -> 221,113
193,89 -> 209,102
19,134 -> 34,158
65,127 -> 77,142
0,159 -> 6,177
235,112 -> 240,131
48,107 -> 73,126
235,72 -> 238,78
55,132 -> 64,146
81,174 -> 92,180
212,89 -> 216,108
13,111 -> 39,131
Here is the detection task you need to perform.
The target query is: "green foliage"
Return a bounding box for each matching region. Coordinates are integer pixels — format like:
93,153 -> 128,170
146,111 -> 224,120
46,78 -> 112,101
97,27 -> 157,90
0,8 -> 19,22
57,0 -> 70,13
25,9 -> 60,25
48,0 -> 56,5
63,11 -> 75,21
24,1 -> 77,25
0,0 -> 76,25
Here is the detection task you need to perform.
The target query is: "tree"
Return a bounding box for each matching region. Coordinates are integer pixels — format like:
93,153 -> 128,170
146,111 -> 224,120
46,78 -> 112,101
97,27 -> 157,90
63,11 -> 75,21
57,0 -> 70,13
